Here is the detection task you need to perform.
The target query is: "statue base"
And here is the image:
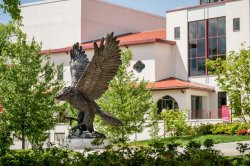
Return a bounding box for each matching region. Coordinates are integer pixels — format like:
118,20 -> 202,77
65,138 -> 110,150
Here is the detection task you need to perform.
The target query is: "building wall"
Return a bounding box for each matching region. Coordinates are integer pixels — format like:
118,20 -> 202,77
167,0 -> 250,89
155,43 -> 175,81
126,44 -> 156,81
81,0 -> 165,43
21,0 -> 82,50
166,10 -> 188,80
21,0 -> 165,50
153,89 -> 188,112
226,0 -> 250,51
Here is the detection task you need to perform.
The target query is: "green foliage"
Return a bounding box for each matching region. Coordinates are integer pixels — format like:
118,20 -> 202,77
184,124 -> 214,135
0,113 -> 13,155
0,0 -> 21,21
0,23 -> 63,149
161,109 -> 187,136
0,140 -> 236,166
148,103 -> 160,140
206,46 -> 250,122
211,122 -> 250,135
96,50 -> 154,143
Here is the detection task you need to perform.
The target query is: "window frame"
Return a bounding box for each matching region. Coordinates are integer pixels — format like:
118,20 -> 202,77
188,17 -> 226,77
233,18 -> 240,32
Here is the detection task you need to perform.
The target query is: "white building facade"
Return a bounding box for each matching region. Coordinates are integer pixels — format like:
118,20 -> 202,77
16,0 -> 250,144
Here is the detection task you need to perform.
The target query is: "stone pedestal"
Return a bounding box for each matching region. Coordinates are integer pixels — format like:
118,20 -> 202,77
65,138 -> 110,150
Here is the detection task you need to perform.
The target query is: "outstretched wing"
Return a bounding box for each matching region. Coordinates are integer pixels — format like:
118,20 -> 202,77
69,43 -> 89,86
75,32 -> 121,100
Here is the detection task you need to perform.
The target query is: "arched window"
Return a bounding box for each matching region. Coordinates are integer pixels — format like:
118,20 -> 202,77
157,95 -> 179,114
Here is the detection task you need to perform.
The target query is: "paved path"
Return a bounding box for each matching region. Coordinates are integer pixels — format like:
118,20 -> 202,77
177,141 -> 250,156
213,141 -> 250,156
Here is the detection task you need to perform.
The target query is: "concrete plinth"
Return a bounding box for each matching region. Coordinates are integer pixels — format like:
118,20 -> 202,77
65,138 -> 110,150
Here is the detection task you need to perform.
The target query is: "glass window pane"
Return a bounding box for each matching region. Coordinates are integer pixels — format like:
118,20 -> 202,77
209,37 -> 217,56
218,36 -> 226,54
57,65 -> 64,80
218,17 -> 226,36
210,0 -> 219,2
198,20 -> 205,38
189,40 -> 197,58
189,22 -> 196,40
197,39 -> 205,57
189,59 -> 197,76
200,0 -> 209,4
198,58 -> 206,75
209,19 -> 217,37
233,18 -> 240,31
174,27 -> 180,39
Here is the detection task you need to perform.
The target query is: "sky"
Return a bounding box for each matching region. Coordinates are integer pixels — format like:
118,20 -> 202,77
0,0 -> 198,23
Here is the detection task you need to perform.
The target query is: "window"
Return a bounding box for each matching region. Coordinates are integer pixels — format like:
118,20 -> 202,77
133,60 -> 145,73
45,66 -> 53,81
208,17 -> 226,60
188,17 -> 226,76
191,96 -> 202,119
174,27 -> 180,40
218,92 -> 227,118
188,20 -> 206,76
200,0 -> 222,5
57,64 -> 64,80
233,18 -> 240,31
157,96 -> 179,114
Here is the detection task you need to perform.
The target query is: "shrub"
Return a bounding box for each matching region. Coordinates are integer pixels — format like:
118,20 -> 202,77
161,109 -> 187,136
196,124 -> 213,135
0,140 -> 233,166
236,129 -> 248,135
211,123 -> 228,134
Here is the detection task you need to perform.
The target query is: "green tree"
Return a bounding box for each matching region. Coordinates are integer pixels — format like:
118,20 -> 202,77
161,109 -> 187,136
95,50 -> 154,143
0,113 -> 12,155
147,103 -> 160,140
0,0 -> 21,21
0,23 -> 63,149
206,47 -> 250,122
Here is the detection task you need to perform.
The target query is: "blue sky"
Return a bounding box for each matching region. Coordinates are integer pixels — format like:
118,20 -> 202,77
0,0 -> 198,23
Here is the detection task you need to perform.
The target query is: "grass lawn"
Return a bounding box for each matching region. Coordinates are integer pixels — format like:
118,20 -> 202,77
128,135 -> 250,147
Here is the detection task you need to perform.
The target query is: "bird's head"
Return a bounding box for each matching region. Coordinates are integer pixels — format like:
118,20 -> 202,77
55,87 -> 74,101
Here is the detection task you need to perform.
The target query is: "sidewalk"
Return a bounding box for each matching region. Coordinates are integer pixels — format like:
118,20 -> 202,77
213,141 -> 250,156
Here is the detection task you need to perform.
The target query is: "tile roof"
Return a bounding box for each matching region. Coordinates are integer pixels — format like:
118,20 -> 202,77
147,77 -> 214,91
42,29 -> 175,54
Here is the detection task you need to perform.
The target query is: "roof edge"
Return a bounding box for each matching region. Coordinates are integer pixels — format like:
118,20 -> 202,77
166,0 -> 239,13
41,38 -> 175,54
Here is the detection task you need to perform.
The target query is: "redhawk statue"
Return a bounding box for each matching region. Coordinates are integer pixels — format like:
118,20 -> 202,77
56,33 -> 123,138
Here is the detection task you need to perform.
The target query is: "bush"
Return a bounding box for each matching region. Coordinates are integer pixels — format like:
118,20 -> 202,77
211,123 -> 228,134
0,139 -> 234,166
161,109 -> 187,136
195,124 -> 213,135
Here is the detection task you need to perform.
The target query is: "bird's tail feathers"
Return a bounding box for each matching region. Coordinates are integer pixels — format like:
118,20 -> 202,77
96,109 -> 123,126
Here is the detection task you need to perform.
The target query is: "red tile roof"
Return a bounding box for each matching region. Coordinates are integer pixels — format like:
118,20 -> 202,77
147,77 -> 214,91
42,29 -> 175,54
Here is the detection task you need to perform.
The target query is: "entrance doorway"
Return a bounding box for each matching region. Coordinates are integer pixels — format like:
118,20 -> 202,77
191,96 -> 202,119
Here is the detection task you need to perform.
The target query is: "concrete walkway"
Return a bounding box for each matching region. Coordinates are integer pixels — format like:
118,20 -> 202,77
177,141 -> 250,156
213,141 -> 250,156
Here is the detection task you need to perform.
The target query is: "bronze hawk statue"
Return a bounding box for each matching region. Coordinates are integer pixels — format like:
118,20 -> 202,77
56,32 -> 123,138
